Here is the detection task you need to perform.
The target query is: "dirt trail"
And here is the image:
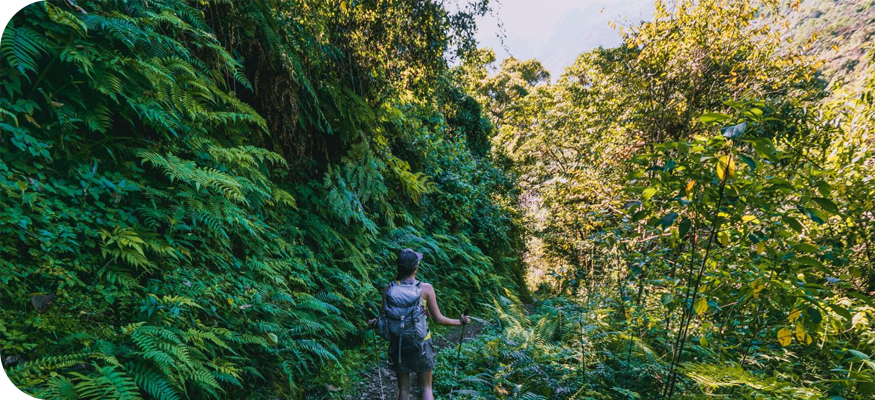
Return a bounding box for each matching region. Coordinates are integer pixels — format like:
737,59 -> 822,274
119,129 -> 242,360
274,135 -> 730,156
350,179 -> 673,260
347,321 -> 485,400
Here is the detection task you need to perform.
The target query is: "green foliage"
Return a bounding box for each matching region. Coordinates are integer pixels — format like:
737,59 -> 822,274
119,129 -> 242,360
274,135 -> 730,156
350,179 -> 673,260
455,0 -> 874,399
0,0 -> 523,399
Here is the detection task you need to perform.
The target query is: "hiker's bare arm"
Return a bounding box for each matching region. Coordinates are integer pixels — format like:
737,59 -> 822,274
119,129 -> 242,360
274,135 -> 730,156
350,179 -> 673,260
367,284 -> 390,329
422,283 -> 470,326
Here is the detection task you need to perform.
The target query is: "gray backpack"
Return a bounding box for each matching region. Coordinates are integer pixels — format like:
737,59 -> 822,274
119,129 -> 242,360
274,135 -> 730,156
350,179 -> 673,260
377,280 -> 429,360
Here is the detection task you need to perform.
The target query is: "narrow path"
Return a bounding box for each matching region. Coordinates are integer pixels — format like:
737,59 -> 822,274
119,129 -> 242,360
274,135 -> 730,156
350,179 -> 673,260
348,321 -> 485,400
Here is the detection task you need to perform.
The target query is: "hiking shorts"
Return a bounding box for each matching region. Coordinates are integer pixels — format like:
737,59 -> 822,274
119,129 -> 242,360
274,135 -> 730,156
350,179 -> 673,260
387,338 -> 435,373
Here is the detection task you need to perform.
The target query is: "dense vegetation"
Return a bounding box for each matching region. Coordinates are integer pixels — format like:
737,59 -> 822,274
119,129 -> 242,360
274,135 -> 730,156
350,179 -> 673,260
445,0 -> 874,399
0,0 -> 524,398
1,0 -> 873,399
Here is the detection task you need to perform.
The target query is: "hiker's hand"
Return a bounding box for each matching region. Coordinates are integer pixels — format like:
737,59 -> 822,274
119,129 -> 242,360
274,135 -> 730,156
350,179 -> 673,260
367,318 -> 378,329
460,315 -> 471,325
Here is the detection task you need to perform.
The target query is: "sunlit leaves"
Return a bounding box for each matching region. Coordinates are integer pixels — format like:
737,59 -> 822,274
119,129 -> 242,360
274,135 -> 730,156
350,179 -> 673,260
700,112 -> 731,123
716,155 -> 736,181
795,324 -> 812,345
685,180 -> 696,194
777,328 -> 794,346
718,232 -> 730,246
694,298 -> 709,316
812,197 -> 839,214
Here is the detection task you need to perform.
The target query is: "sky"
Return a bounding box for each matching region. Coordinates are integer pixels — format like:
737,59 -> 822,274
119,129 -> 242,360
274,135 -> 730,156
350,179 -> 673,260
469,0 -> 655,78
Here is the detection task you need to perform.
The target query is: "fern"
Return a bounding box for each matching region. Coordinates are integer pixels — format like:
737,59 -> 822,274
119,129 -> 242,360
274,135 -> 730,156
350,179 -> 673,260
0,1 -> 522,398
0,25 -> 46,75
681,363 -> 825,399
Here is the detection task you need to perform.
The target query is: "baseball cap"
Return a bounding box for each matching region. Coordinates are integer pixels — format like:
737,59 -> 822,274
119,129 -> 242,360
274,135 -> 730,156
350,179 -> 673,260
397,248 -> 423,270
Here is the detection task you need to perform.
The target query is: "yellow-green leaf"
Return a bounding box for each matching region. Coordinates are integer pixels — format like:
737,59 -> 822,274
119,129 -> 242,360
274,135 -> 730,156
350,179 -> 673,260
777,328 -> 793,346
752,280 -> 766,297
716,155 -> 736,180
719,232 -> 730,246
742,215 -> 759,224
694,298 -> 709,316
795,324 -> 807,342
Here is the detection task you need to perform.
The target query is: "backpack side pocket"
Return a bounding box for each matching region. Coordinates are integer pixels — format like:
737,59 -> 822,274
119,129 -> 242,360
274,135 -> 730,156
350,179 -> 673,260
377,315 -> 391,341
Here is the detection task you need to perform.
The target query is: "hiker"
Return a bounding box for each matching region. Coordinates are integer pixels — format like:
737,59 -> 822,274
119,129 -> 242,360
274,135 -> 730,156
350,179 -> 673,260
368,248 -> 471,400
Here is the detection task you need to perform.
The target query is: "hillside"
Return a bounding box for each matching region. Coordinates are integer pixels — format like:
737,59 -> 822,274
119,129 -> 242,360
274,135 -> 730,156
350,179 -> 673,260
788,0 -> 875,89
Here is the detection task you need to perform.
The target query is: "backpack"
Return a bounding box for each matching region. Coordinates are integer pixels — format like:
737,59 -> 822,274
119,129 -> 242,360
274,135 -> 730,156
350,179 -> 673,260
377,280 -> 429,361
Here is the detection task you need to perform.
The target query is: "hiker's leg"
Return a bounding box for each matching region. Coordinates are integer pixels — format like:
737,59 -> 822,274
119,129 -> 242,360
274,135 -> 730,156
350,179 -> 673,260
396,372 -> 411,400
418,370 -> 434,400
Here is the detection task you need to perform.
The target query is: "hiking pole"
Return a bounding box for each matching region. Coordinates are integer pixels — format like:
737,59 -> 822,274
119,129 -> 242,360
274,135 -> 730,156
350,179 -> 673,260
371,309 -> 385,400
373,331 -> 385,400
448,308 -> 469,399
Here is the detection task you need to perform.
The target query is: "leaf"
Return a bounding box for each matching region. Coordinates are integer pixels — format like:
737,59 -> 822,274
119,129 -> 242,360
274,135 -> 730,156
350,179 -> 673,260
721,122 -> 747,139
642,187 -> 658,201
694,298 -> 708,316
812,197 -> 839,214
632,210 -> 648,222
699,112 -> 731,123
795,324 -> 805,341
777,328 -> 793,346
799,206 -> 824,224
751,138 -> 780,161
659,212 -> 679,228
789,309 -> 801,323
266,332 -> 278,346
751,280 -> 766,298
795,243 -> 819,253
741,214 -> 759,224
848,349 -> 871,361
684,180 -> 696,194
718,232 -> 730,246
679,218 -> 692,237
826,304 -> 852,320
739,154 -> 756,172
807,307 -> 822,324
859,382 -> 875,398
716,155 -> 735,180
796,256 -> 824,270
756,242 -> 765,254
794,324 -> 812,345
661,293 -> 674,305
782,216 -> 803,232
